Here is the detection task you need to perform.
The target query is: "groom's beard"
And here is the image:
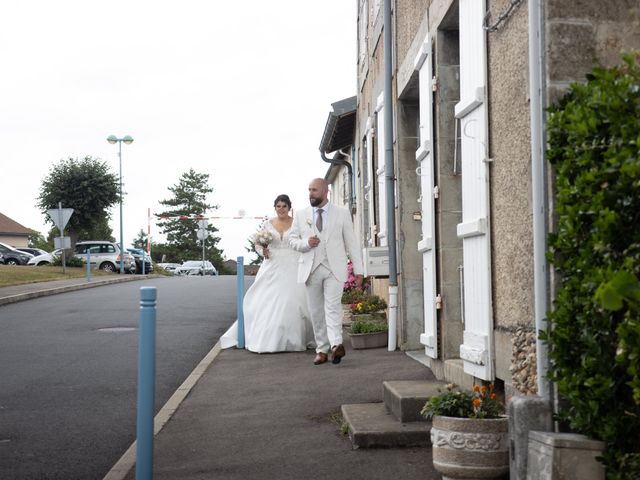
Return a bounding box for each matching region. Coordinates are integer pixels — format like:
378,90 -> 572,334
309,197 -> 323,207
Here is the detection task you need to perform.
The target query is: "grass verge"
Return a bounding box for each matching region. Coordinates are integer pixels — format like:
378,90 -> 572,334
0,265 -> 113,288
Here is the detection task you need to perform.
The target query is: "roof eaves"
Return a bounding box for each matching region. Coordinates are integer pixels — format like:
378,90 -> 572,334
319,95 -> 357,154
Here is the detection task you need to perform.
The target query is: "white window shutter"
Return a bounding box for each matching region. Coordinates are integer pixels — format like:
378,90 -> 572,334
414,34 -> 438,359
456,0 -> 494,381
365,119 -> 376,246
375,93 -> 388,246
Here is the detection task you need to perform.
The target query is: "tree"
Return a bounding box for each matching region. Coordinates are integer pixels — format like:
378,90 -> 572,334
155,169 -> 225,268
37,156 -> 119,244
132,229 -> 150,250
28,232 -> 53,251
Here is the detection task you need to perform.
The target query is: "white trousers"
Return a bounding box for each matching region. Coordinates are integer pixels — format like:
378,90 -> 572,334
306,264 -> 343,353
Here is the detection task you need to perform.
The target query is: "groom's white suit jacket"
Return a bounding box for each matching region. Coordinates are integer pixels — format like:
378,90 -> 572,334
289,204 -> 364,283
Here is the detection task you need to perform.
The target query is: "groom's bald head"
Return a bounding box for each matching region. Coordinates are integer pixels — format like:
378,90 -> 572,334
308,178 -> 328,207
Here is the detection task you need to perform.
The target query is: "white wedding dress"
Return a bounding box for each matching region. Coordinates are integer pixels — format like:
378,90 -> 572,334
220,222 -> 315,352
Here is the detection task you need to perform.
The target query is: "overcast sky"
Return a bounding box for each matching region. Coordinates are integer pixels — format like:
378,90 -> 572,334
1,1 -> 356,260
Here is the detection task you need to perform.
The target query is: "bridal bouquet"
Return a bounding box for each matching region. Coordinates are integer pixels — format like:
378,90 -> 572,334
250,227 -> 274,248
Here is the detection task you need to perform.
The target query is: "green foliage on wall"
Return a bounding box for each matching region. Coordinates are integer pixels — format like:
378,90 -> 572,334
545,52 -> 640,479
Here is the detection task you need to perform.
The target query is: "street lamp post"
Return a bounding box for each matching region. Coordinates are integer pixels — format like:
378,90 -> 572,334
107,135 -> 134,274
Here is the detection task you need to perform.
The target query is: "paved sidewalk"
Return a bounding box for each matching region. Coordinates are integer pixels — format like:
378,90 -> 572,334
109,341 -> 441,480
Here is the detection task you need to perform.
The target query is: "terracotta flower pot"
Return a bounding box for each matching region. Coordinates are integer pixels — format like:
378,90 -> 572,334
430,415 -> 509,479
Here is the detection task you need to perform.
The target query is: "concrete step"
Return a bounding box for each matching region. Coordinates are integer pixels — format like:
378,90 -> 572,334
383,380 -> 446,423
341,403 -> 431,449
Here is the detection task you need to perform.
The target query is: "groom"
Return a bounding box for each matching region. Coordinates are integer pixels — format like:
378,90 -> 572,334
289,178 -> 363,365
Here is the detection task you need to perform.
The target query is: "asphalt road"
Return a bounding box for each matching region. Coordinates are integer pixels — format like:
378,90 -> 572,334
0,275 -> 249,480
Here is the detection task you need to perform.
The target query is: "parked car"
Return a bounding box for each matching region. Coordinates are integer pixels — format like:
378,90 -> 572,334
73,241 -> 135,273
126,247 -> 154,274
18,247 -> 49,257
174,260 -> 218,276
0,242 -> 34,265
157,262 -> 180,274
0,253 -> 4,264
27,248 -> 62,266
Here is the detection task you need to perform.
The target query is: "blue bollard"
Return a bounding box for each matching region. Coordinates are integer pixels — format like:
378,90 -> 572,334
86,249 -> 91,282
236,256 -> 245,349
136,287 -> 157,480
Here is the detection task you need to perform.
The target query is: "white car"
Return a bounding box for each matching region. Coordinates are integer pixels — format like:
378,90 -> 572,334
157,262 -> 181,274
27,249 -> 63,266
174,260 -> 218,276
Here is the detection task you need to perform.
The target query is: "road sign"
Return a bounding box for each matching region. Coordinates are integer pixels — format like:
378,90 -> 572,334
47,207 -> 74,231
197,219 -> 208,229
197,230 -> 209,241
54,236 -> 71,249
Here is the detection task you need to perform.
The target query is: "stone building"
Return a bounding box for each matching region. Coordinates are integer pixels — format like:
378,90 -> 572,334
318,0 -> 640,397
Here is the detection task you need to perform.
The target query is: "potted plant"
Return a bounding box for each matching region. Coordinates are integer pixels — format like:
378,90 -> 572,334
348,315 -> 388,349
349,294 -> 387,319
341,260 -> 370,325
421,383 -> 509,480
347,294 -> 388,349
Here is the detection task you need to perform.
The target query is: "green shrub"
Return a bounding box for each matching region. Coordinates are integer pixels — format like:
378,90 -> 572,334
350,317 -> 388,334
53,255 -> 84,268
341,288 -> 367,305
545,51 -> 640,479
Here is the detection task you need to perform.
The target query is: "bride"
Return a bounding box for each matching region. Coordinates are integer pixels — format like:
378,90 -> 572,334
221,194 -> 314,352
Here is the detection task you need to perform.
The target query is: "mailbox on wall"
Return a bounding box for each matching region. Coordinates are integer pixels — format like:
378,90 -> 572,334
362,246 -> 389,277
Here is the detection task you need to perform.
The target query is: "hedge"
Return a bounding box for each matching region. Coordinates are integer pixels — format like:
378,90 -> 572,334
545,51 -> 640,479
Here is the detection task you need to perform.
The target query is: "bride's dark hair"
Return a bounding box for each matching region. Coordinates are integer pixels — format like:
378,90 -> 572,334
274,194 -> 292,209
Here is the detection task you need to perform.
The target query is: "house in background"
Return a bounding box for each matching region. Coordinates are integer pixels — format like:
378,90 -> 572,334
0,212 -> 35,248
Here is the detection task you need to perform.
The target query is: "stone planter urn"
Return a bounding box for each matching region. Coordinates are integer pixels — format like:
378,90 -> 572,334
430,415 -> 509,479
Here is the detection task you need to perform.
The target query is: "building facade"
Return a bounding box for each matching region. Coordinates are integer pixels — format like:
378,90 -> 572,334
328,0 -> 640,396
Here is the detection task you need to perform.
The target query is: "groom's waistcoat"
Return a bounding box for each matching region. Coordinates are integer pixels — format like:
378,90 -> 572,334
311,228 -> 330,274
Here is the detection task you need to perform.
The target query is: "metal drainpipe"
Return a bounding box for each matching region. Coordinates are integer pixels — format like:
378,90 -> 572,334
320,149 -> 353,212
384,0 -> 398,351
528,0 -> 552,400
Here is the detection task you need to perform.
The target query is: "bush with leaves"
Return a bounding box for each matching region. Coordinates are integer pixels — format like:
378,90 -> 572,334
52,255 -> 84,268
351,317 -> 388,334
341,288 -> 368,305
544,51 -> 640,479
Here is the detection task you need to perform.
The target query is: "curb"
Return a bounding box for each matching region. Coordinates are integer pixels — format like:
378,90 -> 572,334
103,340 -> 225,480
0,276 -> 151,307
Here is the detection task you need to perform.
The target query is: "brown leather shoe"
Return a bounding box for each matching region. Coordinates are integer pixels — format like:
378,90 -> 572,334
331,344 -> 346,364
313,352 -> 328,365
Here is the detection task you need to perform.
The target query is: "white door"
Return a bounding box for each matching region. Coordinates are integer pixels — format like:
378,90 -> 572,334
415,34 -> 438,359
455,0 -> 494,380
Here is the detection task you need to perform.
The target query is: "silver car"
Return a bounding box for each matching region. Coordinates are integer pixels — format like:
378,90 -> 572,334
174,260 -> 217,276
73,241 -> 136,273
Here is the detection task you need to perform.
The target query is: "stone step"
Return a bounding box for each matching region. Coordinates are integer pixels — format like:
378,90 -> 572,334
341,403 -> 431,449
383,380 -> 446,423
